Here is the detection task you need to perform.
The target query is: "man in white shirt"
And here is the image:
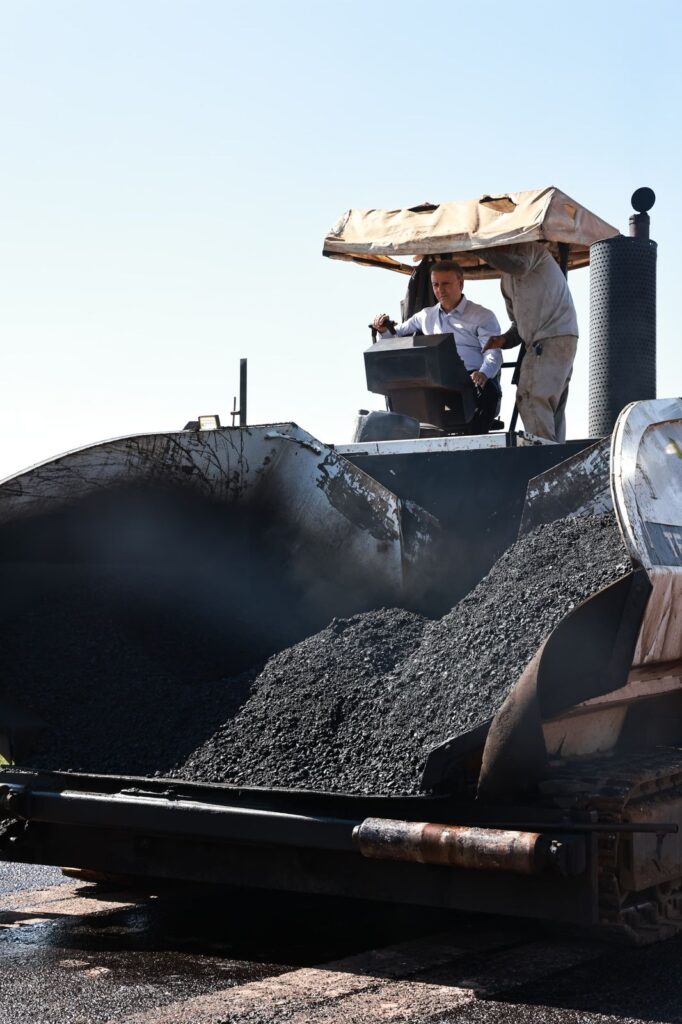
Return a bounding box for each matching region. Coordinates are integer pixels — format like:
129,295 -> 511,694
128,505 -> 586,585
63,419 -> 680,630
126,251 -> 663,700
372,261 -> 502,433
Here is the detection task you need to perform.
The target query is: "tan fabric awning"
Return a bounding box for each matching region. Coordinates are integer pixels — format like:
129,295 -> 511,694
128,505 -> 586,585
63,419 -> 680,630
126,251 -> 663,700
322,187 -> 619,279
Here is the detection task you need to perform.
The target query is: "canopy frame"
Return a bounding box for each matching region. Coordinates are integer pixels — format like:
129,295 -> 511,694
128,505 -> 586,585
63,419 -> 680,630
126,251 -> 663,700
322,187 -> 620,280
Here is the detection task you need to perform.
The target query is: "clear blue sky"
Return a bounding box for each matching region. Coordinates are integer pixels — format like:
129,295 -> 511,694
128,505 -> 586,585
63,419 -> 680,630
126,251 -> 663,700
1,0 -> 679,478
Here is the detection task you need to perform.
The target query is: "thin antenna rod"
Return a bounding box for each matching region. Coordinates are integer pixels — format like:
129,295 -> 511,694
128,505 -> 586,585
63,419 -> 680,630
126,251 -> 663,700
239,359 -> 247,427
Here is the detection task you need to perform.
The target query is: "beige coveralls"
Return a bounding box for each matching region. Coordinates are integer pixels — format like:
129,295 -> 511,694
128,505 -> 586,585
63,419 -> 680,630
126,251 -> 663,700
483,243 -> 579,443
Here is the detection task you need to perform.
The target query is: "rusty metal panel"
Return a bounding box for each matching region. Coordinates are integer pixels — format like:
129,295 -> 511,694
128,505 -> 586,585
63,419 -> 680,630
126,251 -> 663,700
543,707 -> 628,758
632,571 -> 682,666
542,671 -> 682,759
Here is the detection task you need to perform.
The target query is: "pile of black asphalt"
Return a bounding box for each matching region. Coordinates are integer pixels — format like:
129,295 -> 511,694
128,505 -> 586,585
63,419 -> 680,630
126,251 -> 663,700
174,607 -> 430,792
174,513 -> 632,795
2,511 -> 631,793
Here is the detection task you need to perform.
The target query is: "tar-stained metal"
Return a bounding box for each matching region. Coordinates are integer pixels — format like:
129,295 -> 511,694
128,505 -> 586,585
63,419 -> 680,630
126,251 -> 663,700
315,451 -> 401,544
519,437 -> 612,537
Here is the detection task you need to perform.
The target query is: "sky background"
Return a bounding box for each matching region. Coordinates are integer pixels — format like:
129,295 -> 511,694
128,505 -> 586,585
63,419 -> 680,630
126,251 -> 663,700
0,0 -> 679,479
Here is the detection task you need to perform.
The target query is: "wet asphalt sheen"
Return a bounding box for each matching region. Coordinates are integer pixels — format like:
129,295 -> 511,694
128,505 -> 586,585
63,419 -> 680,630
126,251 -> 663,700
0,863 -> 450,1024
3,863 -> 682,1024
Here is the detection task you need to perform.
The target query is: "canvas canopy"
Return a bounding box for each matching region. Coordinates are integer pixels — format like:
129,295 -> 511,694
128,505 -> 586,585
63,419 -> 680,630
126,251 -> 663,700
322,187 -> 619,279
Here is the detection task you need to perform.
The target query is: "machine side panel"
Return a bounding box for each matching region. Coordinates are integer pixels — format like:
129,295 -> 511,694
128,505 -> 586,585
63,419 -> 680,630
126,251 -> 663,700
7,822 -> 599,927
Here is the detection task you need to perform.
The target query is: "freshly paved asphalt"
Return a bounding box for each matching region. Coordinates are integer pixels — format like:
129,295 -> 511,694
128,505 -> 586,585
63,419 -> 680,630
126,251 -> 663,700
0,861 -> 68,894
2,862 -> 682,1024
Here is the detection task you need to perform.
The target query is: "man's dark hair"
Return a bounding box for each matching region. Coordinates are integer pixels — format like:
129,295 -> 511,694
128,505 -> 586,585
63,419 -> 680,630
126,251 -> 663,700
430,258 -> 464,276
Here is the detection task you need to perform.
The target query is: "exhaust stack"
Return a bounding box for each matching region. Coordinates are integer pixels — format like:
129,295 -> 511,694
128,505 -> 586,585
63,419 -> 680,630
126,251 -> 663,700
588,188 -> 657,437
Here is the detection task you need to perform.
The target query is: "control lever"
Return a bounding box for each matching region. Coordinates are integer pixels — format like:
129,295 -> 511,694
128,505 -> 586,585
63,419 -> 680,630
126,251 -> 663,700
369,319 -> 397,343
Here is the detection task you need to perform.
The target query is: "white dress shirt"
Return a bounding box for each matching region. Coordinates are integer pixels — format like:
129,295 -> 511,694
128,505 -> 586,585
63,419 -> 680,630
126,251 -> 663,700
382,295 -> 502,379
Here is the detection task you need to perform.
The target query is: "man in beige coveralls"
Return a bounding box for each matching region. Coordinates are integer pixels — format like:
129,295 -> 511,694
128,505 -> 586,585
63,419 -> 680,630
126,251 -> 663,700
481,242 -> 578,443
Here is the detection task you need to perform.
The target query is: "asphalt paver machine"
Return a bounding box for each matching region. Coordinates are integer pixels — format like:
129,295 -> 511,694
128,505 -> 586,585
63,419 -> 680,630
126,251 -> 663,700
2,187 -> 680,943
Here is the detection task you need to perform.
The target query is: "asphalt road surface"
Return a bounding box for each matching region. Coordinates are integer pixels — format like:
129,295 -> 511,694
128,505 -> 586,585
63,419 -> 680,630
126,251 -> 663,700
2,862 -> 682,1024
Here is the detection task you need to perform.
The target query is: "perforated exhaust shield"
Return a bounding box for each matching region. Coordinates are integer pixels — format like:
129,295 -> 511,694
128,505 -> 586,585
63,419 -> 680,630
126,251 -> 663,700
589,236 -> 657,436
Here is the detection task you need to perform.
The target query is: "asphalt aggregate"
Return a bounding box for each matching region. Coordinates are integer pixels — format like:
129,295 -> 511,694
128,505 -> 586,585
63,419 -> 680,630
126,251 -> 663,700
0,861 -> 68,895
175,513 -> 630,794
174,606 -> 429,791
2,512 -> 630,796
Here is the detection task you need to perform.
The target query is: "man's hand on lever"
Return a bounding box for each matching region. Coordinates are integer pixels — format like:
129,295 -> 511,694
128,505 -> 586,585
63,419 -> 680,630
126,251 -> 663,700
372,314 -> 393,334
470,371 -> 487,388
